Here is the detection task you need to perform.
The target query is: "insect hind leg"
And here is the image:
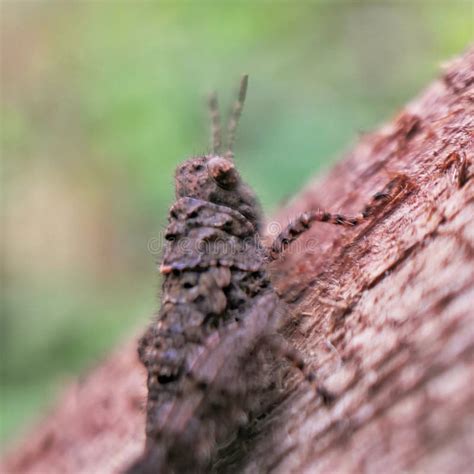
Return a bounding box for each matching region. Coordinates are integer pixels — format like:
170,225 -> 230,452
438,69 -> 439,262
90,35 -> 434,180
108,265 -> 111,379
262,333 -> 335,406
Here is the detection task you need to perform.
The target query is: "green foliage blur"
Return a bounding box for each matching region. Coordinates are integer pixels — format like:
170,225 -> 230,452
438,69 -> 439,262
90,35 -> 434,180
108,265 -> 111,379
1,1 -> 471,446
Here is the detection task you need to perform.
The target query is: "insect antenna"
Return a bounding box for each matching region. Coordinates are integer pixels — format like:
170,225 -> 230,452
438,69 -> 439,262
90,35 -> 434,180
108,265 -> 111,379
208,91 -> 222,154
225,74 -> 249,160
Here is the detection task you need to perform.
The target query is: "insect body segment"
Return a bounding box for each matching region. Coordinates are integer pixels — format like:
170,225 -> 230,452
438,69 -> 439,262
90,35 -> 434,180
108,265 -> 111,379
160,197 -> 259,275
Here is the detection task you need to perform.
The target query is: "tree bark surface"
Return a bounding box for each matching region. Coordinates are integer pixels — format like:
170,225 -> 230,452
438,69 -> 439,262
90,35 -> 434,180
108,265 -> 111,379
2,47 -> 473,474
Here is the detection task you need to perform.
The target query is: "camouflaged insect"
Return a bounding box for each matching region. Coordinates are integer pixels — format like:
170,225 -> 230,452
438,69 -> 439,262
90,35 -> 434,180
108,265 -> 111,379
127,76 -> 407,474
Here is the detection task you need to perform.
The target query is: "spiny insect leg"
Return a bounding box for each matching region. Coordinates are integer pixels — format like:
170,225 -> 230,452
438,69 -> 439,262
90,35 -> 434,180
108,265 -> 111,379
263,333 -> 334,405
269,174 -> 409,260
225,74 -> 249,160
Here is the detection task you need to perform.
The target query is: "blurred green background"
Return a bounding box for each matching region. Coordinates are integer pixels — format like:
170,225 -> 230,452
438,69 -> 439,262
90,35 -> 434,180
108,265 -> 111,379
1,1 -> 472,447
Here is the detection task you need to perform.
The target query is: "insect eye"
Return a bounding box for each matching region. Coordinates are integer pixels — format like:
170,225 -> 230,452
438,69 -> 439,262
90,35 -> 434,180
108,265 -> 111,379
222,220 -> 233,231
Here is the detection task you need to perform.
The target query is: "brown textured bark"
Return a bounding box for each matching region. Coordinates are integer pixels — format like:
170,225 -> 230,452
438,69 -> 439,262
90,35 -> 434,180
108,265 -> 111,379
3,47 -> 473,473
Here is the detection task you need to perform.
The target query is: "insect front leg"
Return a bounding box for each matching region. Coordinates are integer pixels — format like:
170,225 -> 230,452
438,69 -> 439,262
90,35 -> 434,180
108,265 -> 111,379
268,174 -> 410,260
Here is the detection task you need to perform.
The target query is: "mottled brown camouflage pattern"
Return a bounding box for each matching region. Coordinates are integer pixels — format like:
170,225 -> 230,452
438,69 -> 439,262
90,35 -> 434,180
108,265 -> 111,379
129,151 -> 280,473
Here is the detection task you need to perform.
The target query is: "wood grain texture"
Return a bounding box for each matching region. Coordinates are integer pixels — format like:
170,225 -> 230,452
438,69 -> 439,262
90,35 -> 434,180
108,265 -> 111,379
2,47 -> 473,474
